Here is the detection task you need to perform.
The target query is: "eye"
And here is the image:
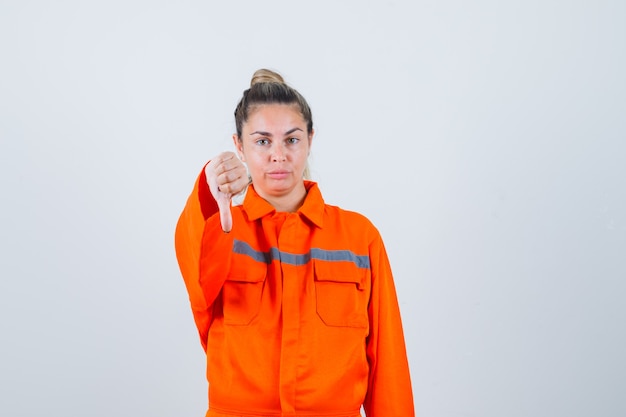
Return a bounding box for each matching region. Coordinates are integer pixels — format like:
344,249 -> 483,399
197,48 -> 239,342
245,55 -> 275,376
255,138 -> 270,146
287,137 -> 300,145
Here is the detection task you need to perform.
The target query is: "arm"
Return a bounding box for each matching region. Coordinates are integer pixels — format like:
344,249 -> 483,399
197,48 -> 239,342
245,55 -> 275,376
174,167 -> 218,350
174,153 -> 248,350
363,234 -> 415,416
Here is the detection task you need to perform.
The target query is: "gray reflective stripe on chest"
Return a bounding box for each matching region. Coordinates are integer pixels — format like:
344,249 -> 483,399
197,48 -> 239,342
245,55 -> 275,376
233,239 -> 370,269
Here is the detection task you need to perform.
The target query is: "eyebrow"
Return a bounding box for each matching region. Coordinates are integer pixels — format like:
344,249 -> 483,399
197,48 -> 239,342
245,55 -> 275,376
249,127 -> 304,137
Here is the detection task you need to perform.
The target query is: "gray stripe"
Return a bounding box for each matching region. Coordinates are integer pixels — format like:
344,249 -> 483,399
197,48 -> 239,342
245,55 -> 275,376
233,240 -> 271,263
310,248 -> 370,269
233,239 -> 370,269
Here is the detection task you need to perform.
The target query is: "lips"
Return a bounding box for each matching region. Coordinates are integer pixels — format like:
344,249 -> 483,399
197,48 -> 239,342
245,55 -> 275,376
267,170 -> 290,179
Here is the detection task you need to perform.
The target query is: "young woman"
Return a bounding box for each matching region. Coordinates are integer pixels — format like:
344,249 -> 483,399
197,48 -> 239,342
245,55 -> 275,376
175,69 -> 414,417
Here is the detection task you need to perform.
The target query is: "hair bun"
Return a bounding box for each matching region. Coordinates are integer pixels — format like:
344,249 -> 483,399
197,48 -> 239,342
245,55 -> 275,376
250,69 -> 285,86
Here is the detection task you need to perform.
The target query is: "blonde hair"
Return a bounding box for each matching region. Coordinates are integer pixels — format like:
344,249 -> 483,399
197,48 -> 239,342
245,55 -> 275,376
250,68 -> 285,85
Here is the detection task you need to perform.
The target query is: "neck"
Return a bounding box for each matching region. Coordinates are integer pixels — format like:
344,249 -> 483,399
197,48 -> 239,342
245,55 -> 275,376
260,182 -> 307,213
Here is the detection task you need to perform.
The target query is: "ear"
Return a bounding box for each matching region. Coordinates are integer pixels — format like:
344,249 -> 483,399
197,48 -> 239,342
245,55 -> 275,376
233,134 -> 245,161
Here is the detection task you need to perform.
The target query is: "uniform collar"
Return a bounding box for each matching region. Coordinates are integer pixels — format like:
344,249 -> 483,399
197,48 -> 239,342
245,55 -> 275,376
243,180 -> 325,228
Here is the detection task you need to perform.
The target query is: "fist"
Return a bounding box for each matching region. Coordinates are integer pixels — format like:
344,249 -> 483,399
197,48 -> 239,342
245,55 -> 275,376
204,152 -> 249,232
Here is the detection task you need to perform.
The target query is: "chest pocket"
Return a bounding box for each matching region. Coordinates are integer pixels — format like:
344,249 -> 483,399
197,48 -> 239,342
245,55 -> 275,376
314,259 -> 369,328
222,254 -> 267,326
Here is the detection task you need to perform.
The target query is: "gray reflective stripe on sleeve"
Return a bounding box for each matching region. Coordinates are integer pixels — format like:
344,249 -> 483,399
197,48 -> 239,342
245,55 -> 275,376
233,239 -> 370,269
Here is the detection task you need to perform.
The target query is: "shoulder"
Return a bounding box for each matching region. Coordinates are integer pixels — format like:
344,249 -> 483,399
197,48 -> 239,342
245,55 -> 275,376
324,203 -> 372,223
322,203 -> 381,242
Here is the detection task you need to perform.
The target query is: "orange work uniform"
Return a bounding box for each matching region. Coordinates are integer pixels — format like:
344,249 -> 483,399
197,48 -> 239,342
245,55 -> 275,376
175,168 -> 414,417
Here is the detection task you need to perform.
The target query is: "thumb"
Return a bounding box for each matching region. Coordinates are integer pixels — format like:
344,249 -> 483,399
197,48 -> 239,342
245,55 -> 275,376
217,194 -> 233,233
205,158 -> 234,233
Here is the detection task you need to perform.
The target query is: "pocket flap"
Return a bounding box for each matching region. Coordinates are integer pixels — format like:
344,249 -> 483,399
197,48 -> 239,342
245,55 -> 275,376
313,259 -> 367,290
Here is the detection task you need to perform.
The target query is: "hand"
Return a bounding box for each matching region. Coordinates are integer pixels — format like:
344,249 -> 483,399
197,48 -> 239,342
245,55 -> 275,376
204,152 -> 249,232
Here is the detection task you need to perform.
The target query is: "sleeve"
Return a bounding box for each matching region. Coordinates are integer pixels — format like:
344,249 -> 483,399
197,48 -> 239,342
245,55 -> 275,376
174,165 -> 222,350
363,232 -> 415,416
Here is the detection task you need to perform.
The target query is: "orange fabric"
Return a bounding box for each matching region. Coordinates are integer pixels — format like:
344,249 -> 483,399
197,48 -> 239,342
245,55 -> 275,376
175,167 -> 219,350
175,169 -> 414,417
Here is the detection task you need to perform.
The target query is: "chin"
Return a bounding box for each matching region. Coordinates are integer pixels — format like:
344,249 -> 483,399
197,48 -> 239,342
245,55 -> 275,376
263,182 -> 295,195
267,186 -> 293,195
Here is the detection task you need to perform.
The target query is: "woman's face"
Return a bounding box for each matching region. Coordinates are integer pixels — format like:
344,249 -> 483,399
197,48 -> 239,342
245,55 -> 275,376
234,103 -> 312,201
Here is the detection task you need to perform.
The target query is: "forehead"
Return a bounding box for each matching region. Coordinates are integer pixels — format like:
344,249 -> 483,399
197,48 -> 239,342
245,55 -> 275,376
244,104 -> 306,130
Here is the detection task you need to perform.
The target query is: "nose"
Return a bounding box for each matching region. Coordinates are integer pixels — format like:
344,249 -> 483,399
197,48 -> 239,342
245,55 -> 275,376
271,144 -> 286,162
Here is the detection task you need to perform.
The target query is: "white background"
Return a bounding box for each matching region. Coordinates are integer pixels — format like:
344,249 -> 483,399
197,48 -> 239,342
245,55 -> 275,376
1,1 -> 624,416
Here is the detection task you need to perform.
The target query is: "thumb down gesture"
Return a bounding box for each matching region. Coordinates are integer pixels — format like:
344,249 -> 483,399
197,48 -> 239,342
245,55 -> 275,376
204,152 -> 249,233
